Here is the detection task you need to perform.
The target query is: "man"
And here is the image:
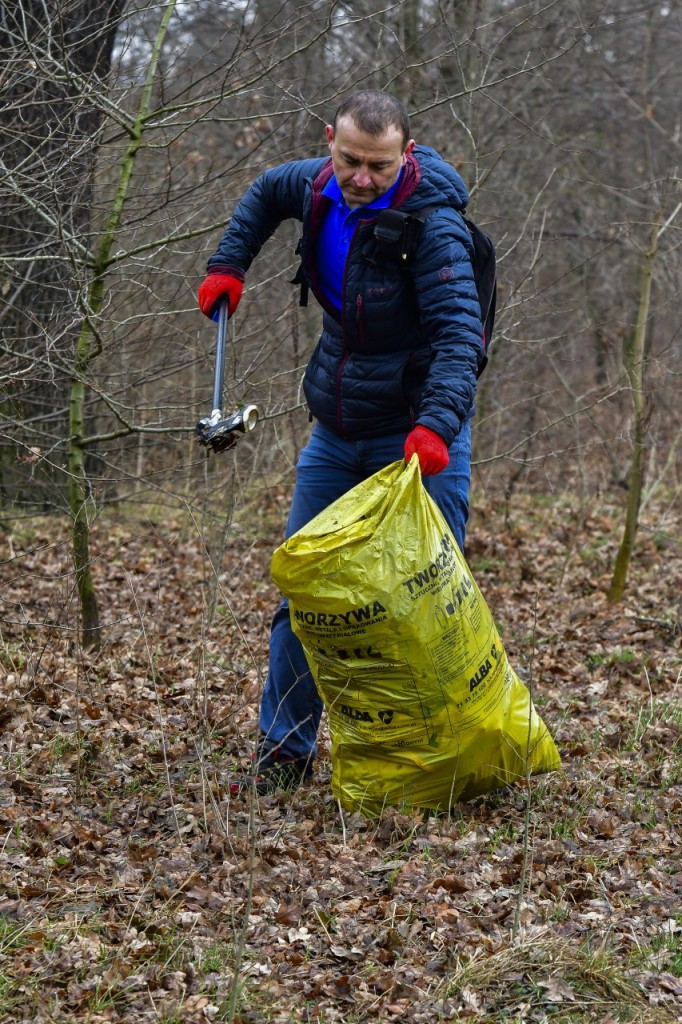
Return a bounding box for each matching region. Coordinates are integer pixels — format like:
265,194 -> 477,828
198,91 -> 484,794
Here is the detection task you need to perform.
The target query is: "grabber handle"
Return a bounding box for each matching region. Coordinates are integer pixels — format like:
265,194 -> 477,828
211,298 -> 229,417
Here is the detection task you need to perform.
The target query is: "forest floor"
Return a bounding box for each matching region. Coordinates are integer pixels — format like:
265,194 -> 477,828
0,481 -> 681,1024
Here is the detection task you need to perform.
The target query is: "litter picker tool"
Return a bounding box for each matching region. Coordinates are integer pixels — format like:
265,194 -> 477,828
196,299 -> 259,454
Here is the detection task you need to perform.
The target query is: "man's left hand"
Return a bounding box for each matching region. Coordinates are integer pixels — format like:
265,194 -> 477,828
404,425 -> 450,475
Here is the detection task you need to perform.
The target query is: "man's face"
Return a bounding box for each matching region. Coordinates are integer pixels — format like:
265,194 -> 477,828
326,115 -> 414,209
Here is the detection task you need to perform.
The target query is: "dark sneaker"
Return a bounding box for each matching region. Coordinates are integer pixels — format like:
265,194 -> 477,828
228,743 -> 312,796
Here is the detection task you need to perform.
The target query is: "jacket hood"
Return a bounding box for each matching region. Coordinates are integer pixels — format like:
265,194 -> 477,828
396,145 -> 470,213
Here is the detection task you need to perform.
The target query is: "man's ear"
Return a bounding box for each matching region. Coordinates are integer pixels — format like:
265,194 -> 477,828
325,124 -> 334,147
405,139 -> 416,157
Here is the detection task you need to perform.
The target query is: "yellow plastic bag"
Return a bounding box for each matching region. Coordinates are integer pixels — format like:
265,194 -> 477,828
271,457 -> 560,816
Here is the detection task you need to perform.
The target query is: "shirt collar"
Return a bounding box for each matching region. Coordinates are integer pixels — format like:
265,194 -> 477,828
322,168 -> 403,212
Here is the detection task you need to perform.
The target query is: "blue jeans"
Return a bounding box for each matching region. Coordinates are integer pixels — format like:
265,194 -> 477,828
258,421 -> 472,762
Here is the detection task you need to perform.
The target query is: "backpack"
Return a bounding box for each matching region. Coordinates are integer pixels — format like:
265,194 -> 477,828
373,206 -> 497,376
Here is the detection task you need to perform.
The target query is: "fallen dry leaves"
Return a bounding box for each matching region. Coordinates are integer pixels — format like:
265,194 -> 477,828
0,485 -> 680,1023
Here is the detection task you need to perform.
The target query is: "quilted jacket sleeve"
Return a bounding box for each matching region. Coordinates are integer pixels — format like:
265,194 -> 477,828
206,158 -> 326,274
410,208 -> 484,446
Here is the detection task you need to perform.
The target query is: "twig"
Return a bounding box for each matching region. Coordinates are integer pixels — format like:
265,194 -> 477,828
75,646 -> 82,805
632,614 -> 680,636
513,594 -> 538,939
338,799 -> 348,848
224,788 -> 258,1023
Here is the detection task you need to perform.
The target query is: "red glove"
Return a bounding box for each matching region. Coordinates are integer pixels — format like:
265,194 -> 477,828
404,425 -> 449,476
198,268 -> 244,320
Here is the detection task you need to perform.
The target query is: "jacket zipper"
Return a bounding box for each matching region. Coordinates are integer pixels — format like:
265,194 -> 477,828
336,222 -> 369,435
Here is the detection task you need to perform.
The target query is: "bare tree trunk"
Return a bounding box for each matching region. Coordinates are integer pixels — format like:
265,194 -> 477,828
607,213 -> 660,603
69,325 -> 101,646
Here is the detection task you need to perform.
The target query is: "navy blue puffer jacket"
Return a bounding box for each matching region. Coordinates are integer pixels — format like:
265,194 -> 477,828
207,146 -> 483,445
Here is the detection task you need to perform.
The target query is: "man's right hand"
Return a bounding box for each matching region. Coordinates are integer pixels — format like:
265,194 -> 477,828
198,269 -> 244,320
404,425 -> 450,475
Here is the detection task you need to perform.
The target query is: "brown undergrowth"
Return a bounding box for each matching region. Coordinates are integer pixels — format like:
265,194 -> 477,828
1,486 -> 680,1023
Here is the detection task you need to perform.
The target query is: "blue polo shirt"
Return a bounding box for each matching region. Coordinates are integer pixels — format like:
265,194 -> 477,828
317,171 -> 403,311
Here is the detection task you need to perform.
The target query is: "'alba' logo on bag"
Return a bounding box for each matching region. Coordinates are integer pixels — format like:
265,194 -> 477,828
378,710 -> 394,725
469,657 -> 492,692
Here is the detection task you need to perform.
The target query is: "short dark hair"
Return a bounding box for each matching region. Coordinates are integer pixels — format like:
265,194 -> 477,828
333,91 -> 410,148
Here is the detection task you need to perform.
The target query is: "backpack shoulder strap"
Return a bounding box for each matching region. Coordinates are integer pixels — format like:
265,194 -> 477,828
373,206 -> 436,264
375,205 -> 497,373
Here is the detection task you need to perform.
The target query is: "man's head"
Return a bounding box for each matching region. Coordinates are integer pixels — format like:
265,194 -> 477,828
326,90 -> 415,209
